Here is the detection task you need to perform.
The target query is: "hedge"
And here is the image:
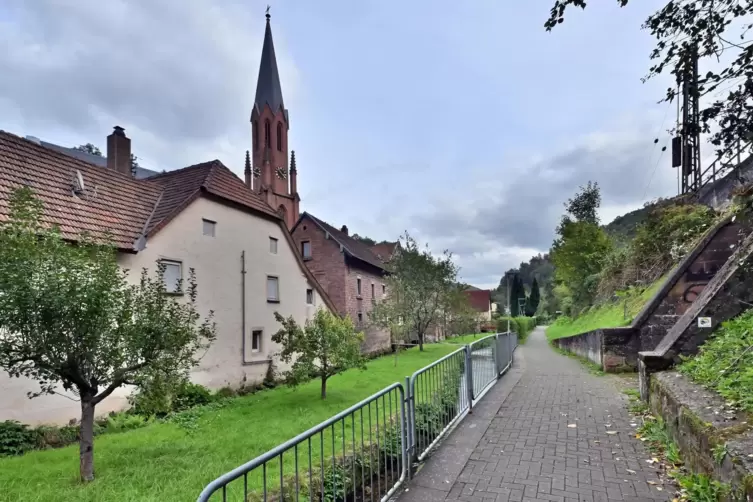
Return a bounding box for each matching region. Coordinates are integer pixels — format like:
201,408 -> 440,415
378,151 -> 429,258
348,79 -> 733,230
495,316 -> 537,343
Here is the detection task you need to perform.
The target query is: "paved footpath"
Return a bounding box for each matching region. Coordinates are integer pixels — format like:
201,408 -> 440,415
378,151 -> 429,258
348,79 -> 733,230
397,327 -> 669,502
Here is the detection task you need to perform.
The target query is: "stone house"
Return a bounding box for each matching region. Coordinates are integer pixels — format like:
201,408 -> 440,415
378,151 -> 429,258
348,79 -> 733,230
291,214 -> 396,354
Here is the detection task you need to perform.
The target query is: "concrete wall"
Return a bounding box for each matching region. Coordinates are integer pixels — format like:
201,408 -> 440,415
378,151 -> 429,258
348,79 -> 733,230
553,327 -> 637,372
553,330 -> 602,367
0,196 -> 325,425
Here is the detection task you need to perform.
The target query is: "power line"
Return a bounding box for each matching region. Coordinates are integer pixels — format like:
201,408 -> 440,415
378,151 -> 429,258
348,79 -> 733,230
641,99 -> 673,201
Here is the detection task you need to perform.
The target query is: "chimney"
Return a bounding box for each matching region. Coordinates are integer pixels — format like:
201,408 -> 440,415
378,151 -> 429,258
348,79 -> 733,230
340,225 -> 349,236
107,126 -> 132,176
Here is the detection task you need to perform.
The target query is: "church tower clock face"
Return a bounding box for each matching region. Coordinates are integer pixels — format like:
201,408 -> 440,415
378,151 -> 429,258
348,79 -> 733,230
275,166 -> 287,180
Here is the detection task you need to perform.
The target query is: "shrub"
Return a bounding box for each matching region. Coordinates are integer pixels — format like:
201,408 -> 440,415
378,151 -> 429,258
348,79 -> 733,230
130,377 -> 214,417
679,309 -> 753,412
496,316 -> 536,342
0,421 -> 38,456
103,413 -> 153,433
173,382 -> 214,411
34,424 -> 81,449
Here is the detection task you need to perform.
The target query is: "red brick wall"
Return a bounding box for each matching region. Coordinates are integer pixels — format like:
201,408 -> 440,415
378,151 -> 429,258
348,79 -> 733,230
291,216 -> 391,354
343,263 -> 390,353
291,218 -> 346,313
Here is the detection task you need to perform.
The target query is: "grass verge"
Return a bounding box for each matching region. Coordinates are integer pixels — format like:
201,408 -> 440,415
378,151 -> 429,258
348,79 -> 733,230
0,344 -> 455,502
678,308 -> 753,413
546,279 -> 664,341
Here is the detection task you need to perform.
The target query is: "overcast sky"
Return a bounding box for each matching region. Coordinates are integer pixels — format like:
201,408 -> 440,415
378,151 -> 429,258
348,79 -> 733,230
0,0 -> 695,288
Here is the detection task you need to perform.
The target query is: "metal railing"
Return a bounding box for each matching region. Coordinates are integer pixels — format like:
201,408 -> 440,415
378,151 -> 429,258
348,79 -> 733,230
198,331 -> 519,501
197,383 -> 407,502
407,347 -> 468,462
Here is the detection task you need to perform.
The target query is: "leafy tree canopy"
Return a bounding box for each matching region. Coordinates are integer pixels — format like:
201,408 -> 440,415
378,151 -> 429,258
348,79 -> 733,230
272,308 -> 365,399
545,0 -> 753,156
0,187 -> 216,482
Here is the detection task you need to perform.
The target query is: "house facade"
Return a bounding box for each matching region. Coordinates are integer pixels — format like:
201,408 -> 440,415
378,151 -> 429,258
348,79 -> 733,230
0,14 -> 337,425
0,127 -> 333,425
291,214 -> 395,354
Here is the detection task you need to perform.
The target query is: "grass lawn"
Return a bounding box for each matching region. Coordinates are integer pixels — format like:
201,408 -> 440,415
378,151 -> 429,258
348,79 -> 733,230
546,279 -> 665,341
443,333 -> 496,345
0,344 -> 455,502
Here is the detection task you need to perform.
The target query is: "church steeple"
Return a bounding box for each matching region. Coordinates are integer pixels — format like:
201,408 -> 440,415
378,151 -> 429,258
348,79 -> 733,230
250,8 -> 298,230
252,10 -> 286,120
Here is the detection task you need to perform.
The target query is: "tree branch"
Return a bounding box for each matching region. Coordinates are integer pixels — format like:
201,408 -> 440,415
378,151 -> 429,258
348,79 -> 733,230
92,362 -> 148,405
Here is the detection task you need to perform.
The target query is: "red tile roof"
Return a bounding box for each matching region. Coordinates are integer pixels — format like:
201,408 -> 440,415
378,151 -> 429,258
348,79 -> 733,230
295,213 -> 390,271
0,131 -> 280,250
370,242 -> 398,261
464,289 -> 492,313
0,130 -> 338,313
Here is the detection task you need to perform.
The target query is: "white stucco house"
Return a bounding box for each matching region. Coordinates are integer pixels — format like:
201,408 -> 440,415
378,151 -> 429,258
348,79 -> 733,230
0,128 -> 336,425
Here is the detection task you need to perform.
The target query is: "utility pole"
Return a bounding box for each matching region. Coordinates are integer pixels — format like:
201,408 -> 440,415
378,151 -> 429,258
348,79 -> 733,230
506,274 -> 511,332
673,44 -> 701,194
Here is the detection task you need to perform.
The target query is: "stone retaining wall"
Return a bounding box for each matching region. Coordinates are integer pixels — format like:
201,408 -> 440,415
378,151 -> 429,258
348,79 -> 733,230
649,371 -> 753,499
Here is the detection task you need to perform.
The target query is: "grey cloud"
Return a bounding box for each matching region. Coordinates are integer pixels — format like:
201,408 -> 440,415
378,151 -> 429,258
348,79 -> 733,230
0,0 -> 285,171
405,126 -> 678,285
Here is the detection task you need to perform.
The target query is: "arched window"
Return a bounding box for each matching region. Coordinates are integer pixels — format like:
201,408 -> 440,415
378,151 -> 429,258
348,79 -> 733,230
264,119 -> 271,148
252,120 -> 258,150
276,122 -> 283,151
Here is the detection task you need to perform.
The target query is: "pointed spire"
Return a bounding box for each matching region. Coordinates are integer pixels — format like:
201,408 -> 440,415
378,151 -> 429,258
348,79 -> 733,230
290,150 -> 297,172
244,150 -> 252,188
253,8 -> 284,116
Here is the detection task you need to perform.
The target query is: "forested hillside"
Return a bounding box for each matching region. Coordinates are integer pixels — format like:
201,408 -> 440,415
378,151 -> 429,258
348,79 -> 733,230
493,183 -> 718,323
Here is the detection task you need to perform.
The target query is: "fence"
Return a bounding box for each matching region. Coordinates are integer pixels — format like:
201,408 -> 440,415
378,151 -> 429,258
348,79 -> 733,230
197,332 -> 518,502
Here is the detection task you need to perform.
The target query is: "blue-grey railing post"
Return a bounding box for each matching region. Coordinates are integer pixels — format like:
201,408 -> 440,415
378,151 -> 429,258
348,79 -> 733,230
465,346 -> 474,413
404,375 -> 414,475
399,379 -> 409,484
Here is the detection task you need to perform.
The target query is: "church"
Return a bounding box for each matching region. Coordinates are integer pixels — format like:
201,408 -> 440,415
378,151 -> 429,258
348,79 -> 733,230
249,12 -> 396,354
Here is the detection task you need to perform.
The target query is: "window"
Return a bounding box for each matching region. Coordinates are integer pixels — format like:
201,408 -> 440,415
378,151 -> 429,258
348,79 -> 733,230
357,278 -> 362,296
253,120 -> 258,150
276,122 -> 283,151
357,312 -> 363,326
382,284 -> 386,296
371,283 -> 375,298
264,119 -> 271,148
267,276 -> 279,302
160,260 -> 182,294
269,237 -> 278,254
251,330 -> 262,353
301,241 -> 312,260
202,219 -> 216,237
306,288 -> 314,305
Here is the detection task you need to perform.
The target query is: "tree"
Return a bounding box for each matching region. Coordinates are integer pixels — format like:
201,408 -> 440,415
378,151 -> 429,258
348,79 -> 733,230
272,308 -> 365,399
0,187 -> 216,482
526,278 -> 541,316
551,183 -> 614,309
73,143 -> 102,156
351,233 -> 377,246
509,275 -> 527,317
72,143 -> 141,175
371,232 -> 459,351
545,0 -> 753,157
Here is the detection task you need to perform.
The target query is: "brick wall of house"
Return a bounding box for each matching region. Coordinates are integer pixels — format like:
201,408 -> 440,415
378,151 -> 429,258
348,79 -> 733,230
292,216 -> 391,354
291,218 -> 346,313
344,262 -> 390,353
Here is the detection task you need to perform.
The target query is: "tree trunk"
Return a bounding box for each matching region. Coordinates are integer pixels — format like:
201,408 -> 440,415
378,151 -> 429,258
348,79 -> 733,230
418,332 -> 424,351
321,376 -> 327,399
79,395 -> 96,482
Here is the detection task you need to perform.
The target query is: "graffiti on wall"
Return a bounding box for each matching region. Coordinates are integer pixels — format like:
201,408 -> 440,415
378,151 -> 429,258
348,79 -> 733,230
681,267 -> 717,304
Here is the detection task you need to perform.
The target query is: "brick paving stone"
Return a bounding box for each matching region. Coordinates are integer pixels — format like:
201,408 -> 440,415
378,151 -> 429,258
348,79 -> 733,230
398,327 -> 669,502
